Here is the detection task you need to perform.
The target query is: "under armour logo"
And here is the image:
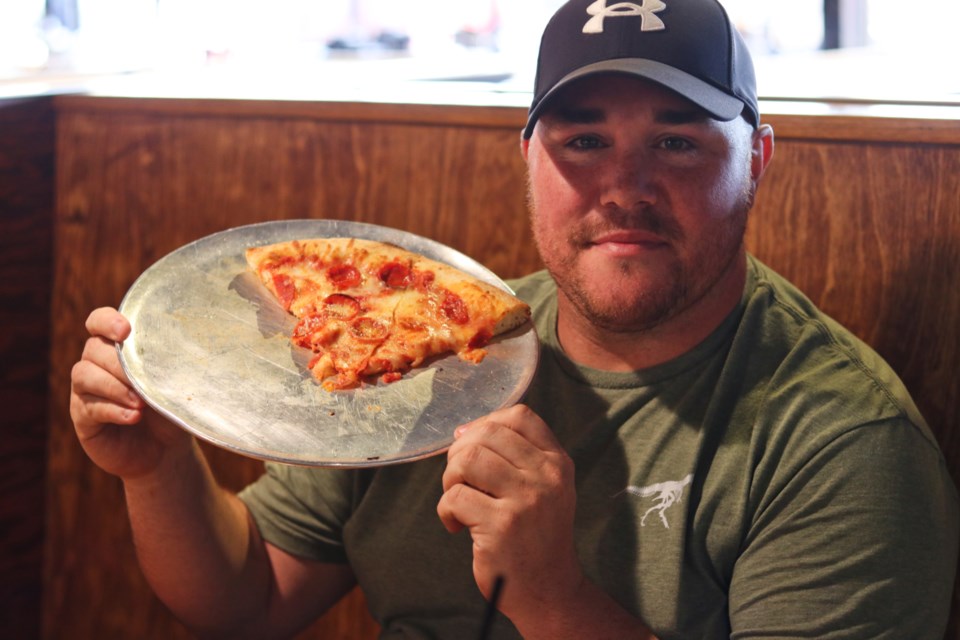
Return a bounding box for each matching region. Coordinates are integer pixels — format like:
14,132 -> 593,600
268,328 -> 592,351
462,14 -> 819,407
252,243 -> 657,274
583,0 -> 667,34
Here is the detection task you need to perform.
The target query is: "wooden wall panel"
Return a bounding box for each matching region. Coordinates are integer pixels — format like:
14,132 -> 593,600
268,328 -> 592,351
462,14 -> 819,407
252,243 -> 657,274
747,136 -> 960,640
42,99 -> 960,639
44,108 -> 534,639
0,96 -> 55,640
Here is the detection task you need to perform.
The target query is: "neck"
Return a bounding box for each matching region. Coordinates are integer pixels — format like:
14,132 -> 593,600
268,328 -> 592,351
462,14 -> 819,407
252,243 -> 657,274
556,253 -> 747,372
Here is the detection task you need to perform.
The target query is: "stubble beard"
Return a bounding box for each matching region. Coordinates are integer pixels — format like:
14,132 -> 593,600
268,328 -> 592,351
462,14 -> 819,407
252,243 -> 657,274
529,184 -> 754,335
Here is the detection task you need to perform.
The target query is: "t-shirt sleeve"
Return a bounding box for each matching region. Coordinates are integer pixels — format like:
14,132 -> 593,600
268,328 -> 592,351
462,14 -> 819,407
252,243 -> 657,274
728,417 -> 960,639
238,462 -> 364,563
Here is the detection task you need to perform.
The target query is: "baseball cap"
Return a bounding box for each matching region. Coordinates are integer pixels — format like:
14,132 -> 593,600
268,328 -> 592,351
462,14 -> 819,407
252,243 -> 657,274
523,0 -> 760,138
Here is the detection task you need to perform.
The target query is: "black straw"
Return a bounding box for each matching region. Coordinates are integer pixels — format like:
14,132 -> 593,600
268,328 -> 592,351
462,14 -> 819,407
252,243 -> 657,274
477,575 -> 505,640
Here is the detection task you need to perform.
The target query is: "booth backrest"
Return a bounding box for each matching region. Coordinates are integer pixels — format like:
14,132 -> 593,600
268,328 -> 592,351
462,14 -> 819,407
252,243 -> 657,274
32,96 -> 960,639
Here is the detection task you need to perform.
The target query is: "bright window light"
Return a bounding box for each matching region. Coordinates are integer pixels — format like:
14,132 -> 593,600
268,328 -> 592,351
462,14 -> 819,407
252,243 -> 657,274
2,0 -> 957,104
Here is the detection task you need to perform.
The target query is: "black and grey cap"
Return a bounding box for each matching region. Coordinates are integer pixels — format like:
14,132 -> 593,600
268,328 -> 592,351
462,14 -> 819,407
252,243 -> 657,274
523,0 -> 760,138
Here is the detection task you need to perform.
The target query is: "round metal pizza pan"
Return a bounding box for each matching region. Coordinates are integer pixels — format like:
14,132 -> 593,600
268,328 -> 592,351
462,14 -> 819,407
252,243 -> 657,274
117,219 -> 539,467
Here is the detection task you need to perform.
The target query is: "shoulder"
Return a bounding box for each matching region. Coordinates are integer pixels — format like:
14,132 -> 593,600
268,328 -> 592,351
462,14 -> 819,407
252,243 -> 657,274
506,270 -> 558,333
507,269 -> 556,306
737,255 -> 939,458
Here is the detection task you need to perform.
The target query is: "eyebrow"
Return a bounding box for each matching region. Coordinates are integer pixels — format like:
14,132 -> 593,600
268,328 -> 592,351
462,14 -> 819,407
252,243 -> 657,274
552,106 -> 605,125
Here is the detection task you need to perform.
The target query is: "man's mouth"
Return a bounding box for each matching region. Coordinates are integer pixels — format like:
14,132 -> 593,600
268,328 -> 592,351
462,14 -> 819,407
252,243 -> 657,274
584,229 -> 671,256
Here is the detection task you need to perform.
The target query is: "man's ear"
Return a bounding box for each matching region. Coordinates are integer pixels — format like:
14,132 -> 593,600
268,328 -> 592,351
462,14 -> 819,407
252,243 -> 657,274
520,134 -> 531,162
751,124 -> 775,183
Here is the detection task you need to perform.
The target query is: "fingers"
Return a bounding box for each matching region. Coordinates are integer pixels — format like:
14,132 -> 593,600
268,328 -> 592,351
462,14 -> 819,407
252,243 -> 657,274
86,306 -> 132,343
71,307 -> 143,432
80,307 -> 138,389
457,404 -> 561,452
443,424 -> 538,495
443,405 -> 565,497
72,355 -> 142,411
81,332 -> 129,381
70,384 -> 143,431
437,482 -> 493,534
70,357 -> 145,434
438,404 -> 574,534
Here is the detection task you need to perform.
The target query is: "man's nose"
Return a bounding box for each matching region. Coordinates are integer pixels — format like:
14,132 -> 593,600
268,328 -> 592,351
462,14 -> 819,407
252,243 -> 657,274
599,150 -> 657,210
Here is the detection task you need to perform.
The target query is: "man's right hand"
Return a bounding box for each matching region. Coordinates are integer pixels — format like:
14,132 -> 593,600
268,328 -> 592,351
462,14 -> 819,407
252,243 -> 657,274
69,307 -> 192,480
67,308 -> 360,638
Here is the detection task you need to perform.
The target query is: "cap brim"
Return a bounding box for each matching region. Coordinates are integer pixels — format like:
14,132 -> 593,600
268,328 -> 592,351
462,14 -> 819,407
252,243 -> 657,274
523,59 -> 747,138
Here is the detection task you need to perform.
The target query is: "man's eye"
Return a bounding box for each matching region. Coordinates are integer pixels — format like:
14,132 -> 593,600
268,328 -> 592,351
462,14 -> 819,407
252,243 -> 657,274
566,135 -> 606,150
660,137 -> 694,152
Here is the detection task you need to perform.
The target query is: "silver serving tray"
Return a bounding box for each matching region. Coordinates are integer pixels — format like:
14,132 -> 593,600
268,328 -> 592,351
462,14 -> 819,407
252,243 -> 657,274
117,219 -> 538,467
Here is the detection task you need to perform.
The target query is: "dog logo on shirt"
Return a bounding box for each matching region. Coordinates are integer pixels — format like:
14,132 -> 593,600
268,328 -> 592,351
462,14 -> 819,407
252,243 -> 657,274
583,0 -> 667,34
625,473 -> 692,529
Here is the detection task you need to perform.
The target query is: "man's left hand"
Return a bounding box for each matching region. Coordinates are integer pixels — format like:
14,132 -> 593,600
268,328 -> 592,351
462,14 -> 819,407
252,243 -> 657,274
437,404 -> 581,622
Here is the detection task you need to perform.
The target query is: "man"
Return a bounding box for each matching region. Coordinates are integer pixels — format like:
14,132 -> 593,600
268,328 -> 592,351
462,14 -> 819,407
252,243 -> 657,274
70,0 -> 958,638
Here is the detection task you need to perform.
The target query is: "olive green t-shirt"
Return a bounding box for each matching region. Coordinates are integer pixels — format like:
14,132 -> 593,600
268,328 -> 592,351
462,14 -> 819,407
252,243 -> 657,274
240,256 -> 959,639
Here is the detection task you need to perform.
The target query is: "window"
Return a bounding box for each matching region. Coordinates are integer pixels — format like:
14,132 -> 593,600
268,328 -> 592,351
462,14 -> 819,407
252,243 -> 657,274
3,0 -> 958,105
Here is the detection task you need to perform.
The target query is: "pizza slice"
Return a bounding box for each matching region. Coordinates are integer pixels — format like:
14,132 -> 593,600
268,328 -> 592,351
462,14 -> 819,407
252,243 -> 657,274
245,237 -> 530,391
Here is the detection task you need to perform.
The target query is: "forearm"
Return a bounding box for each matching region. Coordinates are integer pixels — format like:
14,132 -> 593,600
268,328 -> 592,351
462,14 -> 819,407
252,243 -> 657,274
123,437 -> 272,635
510,577 -> 657,640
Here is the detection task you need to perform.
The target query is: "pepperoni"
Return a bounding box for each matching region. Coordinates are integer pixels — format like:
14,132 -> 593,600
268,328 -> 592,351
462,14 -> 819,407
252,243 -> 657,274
415,270 -> 436,290
271,273 -> 296,310
378,262 -> 412,289
292,315 -> 317,346
441,290 -> 469,325
323,293 -> 361,319
468,328 -> 492,349
349,316 -> 389,342
326,264 -> 361,290
293,314 -> 339,348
